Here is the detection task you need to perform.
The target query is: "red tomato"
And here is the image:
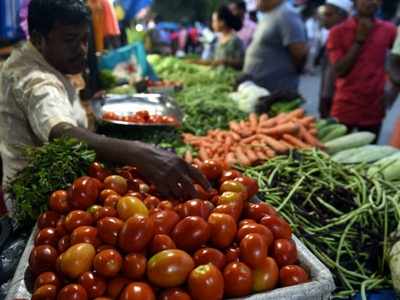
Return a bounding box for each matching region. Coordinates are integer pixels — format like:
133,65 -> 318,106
225,247 -> 240,263
143,195 -> 161,210
252,257 -> 279,292
57,284 -> 88,300
200,160 -> 222,180
78,272 -> 107,298
34,272 -> 60,291
123,253 -> 147,280
120,282 -> 155,300
238,219 -> 256,228
193,248 -> 226,270
149,234 -> 176,254
29,245 -> 58,275
220,170 -> 242,183
70,226 -> 100,247
237,223 -> 274,248
178,199 -> 210,219
212,200 -> 243,222
244,202 -> 277,222
279,265 -> 310,287
96,245 -> 115,253
240,233 -> 268,268
64,210 -> 93,232
260,215 -> 292,239
159,288 -> 191,300
49,190 -> 70,214
100,189 -> 119,203
71,176 -> 99,210
208,213 -> 237,249
234,176 -> 258,198
118,215 -> 155,253
149,210 -> 180,235
57,235 -> 70,253
37,211 -> 60,229
272,239 -> 298,267
223,262 -> 253,297
107,277 -> 130,299
103,194 -> 120,208
93,206 -> 117,221
158,200 -> 174,211
35,227 -> 58,247
88,162 -> 111,182
104,175 -> 128,195
31,284 -> 57,300
147,249 -> 195,288
171,216 -> 210,253
97,217 -> 124,246
55,216 -> 67,237
188,264 -> 224,300
93,249 -> 123,277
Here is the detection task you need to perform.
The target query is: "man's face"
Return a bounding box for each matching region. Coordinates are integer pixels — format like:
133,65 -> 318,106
355,0 -> 381,17
320,5 -> 345,29
39,23 -> 89,75
212,12 -> 224,32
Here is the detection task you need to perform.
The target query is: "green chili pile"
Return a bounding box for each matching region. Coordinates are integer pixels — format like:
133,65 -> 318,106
244,150 -> 400,299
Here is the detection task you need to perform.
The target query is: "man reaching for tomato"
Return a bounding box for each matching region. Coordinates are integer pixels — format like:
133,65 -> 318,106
0,0 -> 210,213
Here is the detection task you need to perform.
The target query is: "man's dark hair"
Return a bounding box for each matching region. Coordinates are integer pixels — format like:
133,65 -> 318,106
216,5 -> 243,31
233,1 -> 247,12
28,0 -> 91,37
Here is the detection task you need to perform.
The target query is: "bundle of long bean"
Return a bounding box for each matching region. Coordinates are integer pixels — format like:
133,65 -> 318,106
244,150 -> 400,299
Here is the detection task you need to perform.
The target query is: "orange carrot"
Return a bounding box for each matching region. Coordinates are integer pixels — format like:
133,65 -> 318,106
309,128 -> 318,136
199,148 -> 209,161
259,114 -> 269,124
241,135 -> 260,144
280,140 -> 294,150
249,113 -> 258,133
255,149 -> 269,161
184,150 -> 193,163
225,152 -> 236,167
258,118 -> 277,129
230,132 -> 242,141
283,134 -> 310,149
244,147 -> 258,164
259,122 -> 300,137
229,121 -> 241,133
298,116 -> 316,127
235,147 -> 251,166
299,125 -> 325,148
262,136 -> 289,154
193,158 -> 202,166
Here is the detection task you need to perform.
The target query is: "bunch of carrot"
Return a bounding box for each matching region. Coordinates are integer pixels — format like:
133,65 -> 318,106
183,108 -> 324,167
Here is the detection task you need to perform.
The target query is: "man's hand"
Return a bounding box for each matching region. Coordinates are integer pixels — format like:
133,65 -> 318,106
356,18 -> 374,44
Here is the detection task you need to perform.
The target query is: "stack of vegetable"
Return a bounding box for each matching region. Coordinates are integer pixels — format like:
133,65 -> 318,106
183,109 -> 324,167
28,160 -> 311,300
244,150 -> 400,298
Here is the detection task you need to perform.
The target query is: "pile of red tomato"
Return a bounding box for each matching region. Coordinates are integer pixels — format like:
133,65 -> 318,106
29,161 -> 310,300
102,110 -> 178,126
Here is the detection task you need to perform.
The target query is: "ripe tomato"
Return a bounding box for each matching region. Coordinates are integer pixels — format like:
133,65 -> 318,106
97,217 -> 124,246
118,215 -> 155,253
237,223 -> 274,248
64,210 -> 93,232
158,200 -> 174,211
147,249 -> 195,288
199,160 -> 222,180
220,170 -> 242,183
78,272 -> 107,298
103,194 -> 120,208
171,216 -> 210,253
31,284 -> 57,300
34,272 -> 60,291
212,200 -> 243,222
143,195 -> 161,210
240,233 -> 268,268
100,189 -> 119,203
188,264 -> 224,300
93,249 -> 122,277
272,239 -> 298,267
57,284 -> 88,300
159,288 -> 191,300
71,176 -> 99,210
104,175 -> 128,195
120,282 -> 156,300
37,211 -> 60,229
117,196 -> 149,220
218,191 -> 243,205
60,243 -> 96,279
220,180 -> 247,196
29,245 -> 58,275
233,176 -> 258,198
149,234 -> 176,254
70,226 -> 100,247
260,215 -> 292,239
238,219 -> 256,228
208,213 -> 237,249
55,216 -> 67,237
93,206 -> 117,221
224,247 -> 240,264
107,277 -> 130,299
193,248 -> 226,270
35,227 -> 58,247
123,253 -> 147,280
223,262 -> 253,297
178,199 -> 210,220
252,257 -> 279,292
57,235 -> 70,253
279,265 -> 310,287
244,202 -> 277,222
49,190 -> 70,214
88,162 -> 111,182
87,205 -> 102,216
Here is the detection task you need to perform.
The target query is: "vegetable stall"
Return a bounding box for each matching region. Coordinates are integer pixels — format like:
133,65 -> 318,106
3,56 -> 400,300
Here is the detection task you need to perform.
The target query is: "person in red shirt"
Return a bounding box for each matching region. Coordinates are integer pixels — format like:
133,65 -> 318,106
327,0 -> 396,138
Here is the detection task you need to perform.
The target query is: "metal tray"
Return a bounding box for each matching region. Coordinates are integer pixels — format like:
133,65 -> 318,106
91,93 -> 183,127
6,228 -> 335,300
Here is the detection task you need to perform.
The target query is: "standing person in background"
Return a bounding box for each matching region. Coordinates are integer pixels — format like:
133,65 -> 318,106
318,0 -> 352,118
243,0 -> 308,92
327,0 -> 396,139
229,1 -> 257,48
388,28 -> 400,148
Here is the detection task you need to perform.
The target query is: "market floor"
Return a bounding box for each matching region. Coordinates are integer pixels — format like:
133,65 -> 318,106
299,73 -> 400,145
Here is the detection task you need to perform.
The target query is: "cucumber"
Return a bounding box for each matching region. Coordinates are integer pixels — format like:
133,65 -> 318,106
368,152 -> 400,178
324,132 -> 376,155
320,124 -> 348,143
332,145 -> 398,164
